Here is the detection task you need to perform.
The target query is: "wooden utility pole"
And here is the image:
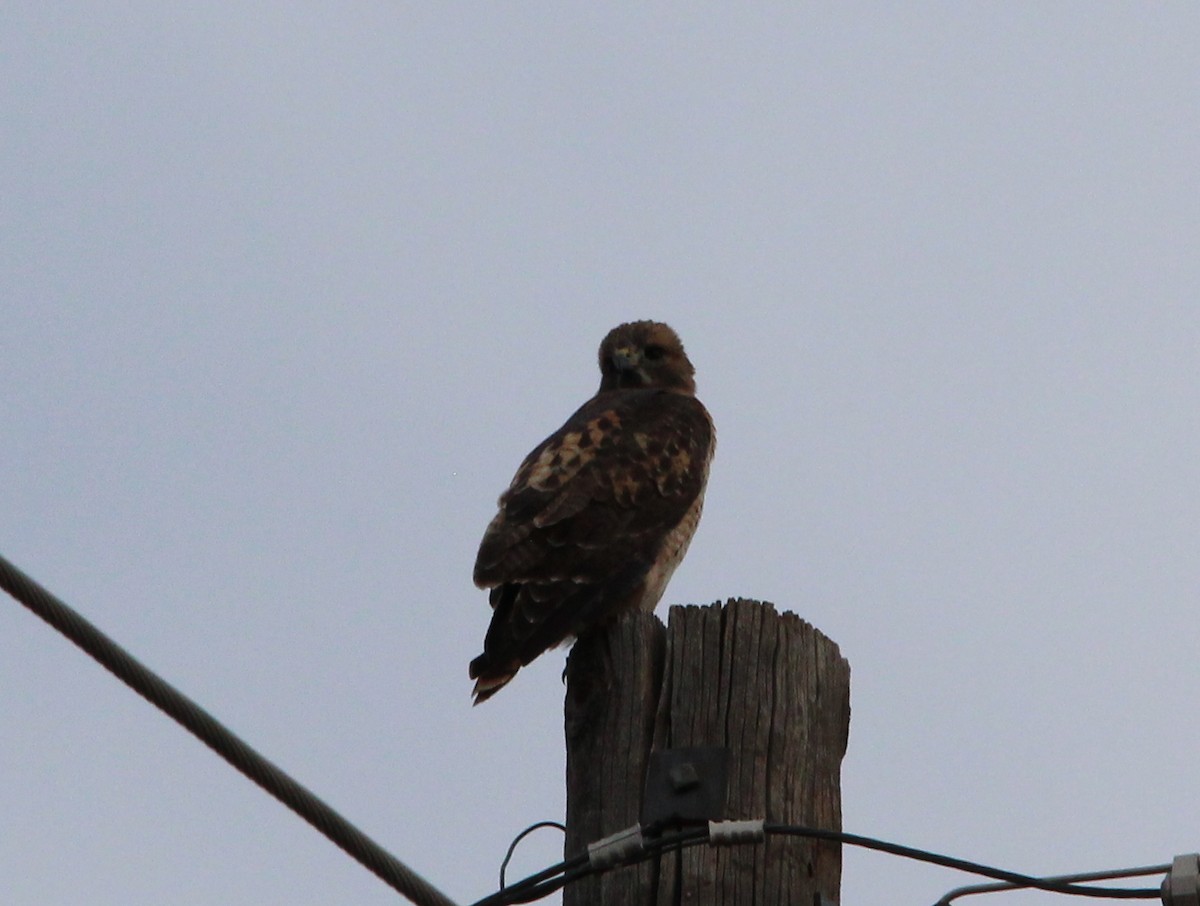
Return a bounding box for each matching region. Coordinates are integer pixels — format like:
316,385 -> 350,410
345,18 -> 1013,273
564,599 -> 850,905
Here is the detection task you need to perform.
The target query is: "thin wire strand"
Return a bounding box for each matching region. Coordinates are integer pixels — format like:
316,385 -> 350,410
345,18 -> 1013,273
934,863 -> 1171,905
0,551 -> 457,906
767,825 -> 1160,900
499,821 -> 566,889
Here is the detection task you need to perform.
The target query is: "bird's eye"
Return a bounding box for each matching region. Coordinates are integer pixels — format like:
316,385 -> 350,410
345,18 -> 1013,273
644,344 -> 666,361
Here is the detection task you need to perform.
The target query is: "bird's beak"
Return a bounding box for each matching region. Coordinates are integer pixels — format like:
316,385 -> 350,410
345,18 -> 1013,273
612,347 -> 640,371
610,347 -> 649,388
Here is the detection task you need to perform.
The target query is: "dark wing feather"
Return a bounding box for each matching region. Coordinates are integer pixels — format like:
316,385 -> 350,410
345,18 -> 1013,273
469,388 -> 712,701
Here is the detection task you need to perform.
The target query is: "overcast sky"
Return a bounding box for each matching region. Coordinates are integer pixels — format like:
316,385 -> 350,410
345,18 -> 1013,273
3,5 -> 1198,905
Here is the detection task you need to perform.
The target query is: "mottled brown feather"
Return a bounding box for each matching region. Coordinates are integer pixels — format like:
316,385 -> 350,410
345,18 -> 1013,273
469,321 -> 714,703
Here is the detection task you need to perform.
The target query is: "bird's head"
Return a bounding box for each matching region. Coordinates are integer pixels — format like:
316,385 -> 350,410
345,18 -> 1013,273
597,321 -> 696,394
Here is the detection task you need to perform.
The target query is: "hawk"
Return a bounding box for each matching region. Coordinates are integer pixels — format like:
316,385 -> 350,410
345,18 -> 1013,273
469,320 -> 715,703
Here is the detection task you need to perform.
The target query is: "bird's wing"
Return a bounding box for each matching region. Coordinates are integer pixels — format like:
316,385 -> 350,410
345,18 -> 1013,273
470,389 -> 713,683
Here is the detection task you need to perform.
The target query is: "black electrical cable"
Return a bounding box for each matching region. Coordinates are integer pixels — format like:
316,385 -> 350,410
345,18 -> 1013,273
935,863 -> 1171,905
0,552 -> 457,906
471,827 -> 706,906
766,825 -> 1160,900
474,849 -> 593,906
498,821 -> 566,889
475,822 -> 1162,906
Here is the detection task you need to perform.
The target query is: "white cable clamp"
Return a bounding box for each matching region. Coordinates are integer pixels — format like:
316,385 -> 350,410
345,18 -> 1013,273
708,818 -> 765,846
1163,854 -> 1200,906
587,824 -> 645,870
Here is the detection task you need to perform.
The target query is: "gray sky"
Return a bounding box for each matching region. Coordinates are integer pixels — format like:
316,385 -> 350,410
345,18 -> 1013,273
3,5 -> 1198,905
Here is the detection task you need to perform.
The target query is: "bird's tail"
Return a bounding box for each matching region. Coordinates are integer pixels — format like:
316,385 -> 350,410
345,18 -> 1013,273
469,653 -> 518,705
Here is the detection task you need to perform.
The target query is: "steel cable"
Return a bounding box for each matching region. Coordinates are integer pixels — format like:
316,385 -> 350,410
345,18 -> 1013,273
0,551 -> 457,906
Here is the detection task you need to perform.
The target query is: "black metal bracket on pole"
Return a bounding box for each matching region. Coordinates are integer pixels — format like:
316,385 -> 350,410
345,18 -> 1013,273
640,746 -> 729,830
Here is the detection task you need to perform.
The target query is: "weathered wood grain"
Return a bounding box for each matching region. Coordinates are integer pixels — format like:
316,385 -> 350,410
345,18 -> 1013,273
564,599 -> 850,905
564,611 -> 666,906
